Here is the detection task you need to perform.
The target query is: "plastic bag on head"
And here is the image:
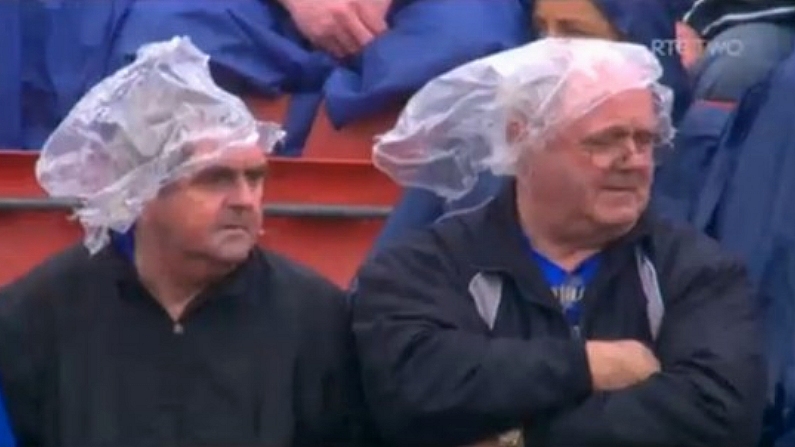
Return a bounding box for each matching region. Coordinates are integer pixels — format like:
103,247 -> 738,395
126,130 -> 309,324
35,36 -> 285,254
374,37 -> 675,200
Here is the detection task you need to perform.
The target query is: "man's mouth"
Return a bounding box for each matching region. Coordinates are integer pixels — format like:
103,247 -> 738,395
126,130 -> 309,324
221,225 -> 248,231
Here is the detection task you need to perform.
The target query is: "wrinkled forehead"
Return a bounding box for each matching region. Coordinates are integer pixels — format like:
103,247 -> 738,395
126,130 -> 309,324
176,138 -> 268,175
571,89 -> 657,135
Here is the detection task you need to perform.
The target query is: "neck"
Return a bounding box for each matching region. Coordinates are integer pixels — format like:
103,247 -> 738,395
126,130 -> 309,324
516,195 -> 605,272
133,236 -> 232,321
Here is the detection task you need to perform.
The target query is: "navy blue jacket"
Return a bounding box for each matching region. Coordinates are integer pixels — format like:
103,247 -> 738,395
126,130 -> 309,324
352,184 -> 766,446
0,0 -> 527,154
689,47 -> 795,446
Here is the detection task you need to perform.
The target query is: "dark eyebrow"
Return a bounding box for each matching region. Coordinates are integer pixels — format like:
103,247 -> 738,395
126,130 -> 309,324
194,166 -> 235,179
193,163 -> 267,182
582,125 -> 631,142
243,164 -> 267,177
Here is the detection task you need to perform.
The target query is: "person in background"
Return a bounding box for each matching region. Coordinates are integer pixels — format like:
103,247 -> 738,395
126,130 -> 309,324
0,37 -> 369,447
353,38 -> 765,447
275,0 -> 393,58
684,0 -> 795,101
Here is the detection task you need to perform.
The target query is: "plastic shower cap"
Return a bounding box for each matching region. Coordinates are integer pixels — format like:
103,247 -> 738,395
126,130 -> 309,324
374,37 -> 675,199
35,36 -> 285,254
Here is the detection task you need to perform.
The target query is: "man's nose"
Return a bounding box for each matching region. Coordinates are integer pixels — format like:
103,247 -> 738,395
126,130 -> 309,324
614,139 -> 654,169
226,177 -> 261,208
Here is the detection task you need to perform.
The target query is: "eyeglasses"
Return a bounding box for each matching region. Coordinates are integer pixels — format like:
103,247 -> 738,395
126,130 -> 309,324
579,129 -> 664,168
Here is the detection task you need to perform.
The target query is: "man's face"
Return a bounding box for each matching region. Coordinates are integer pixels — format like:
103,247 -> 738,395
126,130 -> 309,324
139,145 -> 266,265
519,88 -> 657,232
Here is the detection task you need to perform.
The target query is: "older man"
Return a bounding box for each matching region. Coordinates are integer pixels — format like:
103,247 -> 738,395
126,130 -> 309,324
352,38 -> 766,447
0,37 -> 366,447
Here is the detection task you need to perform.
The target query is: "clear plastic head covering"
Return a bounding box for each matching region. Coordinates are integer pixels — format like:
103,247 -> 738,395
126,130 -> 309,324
373,37 -> 675,200
35,36 -> 285,254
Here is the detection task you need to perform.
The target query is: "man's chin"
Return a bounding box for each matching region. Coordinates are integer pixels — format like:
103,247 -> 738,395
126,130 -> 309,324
208,234 -> 257,263
597,209 -> 642,230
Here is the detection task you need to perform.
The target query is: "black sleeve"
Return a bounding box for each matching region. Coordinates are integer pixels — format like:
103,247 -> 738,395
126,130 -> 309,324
540,259 -> 767,447
0,270 -> 56,447
351,234 -> 593,446
292,278 -> 379,447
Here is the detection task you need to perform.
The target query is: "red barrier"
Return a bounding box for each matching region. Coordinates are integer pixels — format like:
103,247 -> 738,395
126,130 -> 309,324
244,96 -> 291,123
245,96 -> 400,161
0,152 -> 400,287
302,101 -> 403,160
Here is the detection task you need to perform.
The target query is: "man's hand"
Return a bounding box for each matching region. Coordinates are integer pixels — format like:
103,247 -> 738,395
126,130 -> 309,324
463,429 -> 523,447
675,21 -> 704,70
586,340 -> 660,391
281,0 -> 391,58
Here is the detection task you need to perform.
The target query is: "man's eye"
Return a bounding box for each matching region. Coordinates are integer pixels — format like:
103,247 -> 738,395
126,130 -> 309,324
245,170 -> 266,183
634,132 -> 658,146
195,169 -> 234,185
583,136 -> 618,150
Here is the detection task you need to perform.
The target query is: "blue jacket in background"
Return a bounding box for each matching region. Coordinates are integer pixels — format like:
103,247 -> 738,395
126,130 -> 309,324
7,0 -> 134,149
0,390 -> 14,447
0,1 -> 21,149
686,48 -> 795,446
323,0 -> 529,128
652,100 -> 734,223
0,0 -> 531,155
109,0 -> 333,155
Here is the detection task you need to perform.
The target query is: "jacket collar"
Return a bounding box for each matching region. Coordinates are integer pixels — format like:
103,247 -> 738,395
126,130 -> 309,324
467,180 -> 653,276
93,243 -> 264,305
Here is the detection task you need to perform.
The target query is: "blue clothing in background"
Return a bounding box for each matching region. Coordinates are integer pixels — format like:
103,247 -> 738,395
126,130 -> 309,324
0,389 -> 15,447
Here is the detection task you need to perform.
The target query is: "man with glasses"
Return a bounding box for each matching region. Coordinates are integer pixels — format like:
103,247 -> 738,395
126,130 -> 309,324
351,38 -> 766,447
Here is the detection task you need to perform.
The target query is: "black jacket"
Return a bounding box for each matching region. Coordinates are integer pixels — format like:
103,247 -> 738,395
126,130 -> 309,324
0,245 -> 369,447
352,185 -> 767,447
685,0 -> 795,38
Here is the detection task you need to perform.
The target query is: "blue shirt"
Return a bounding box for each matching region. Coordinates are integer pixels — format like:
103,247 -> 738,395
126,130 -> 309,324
520,233 -> 601,335
0,389 -> 15,447
110,228 -> 135,262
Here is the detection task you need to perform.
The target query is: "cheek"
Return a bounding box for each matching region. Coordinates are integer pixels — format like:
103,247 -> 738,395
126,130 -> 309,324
190,199 -> 226,227
636,167 -> 654,196
555,175 -> 594,213
566,167 -> 601,201
168,194 -> 224,233
644,165 -> 654,185
579,179 -> 604,208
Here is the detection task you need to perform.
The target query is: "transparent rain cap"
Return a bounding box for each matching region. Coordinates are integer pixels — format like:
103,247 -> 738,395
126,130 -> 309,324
35,36 -> 285,254
373,37 -> 675,199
